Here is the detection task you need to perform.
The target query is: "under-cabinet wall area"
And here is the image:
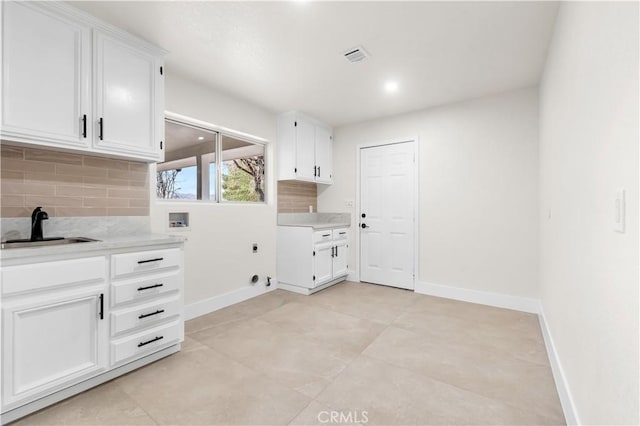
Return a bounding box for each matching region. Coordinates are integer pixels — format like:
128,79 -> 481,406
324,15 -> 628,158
0,145 -> 149,217
277,181 -> 318,213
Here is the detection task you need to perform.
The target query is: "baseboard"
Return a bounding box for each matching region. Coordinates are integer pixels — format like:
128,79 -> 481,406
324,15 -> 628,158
279,276 -> 347,295
183,279 -> 278,321
538,306 -> 580,425
346,269 -> 358,282
415,281 -> 540,314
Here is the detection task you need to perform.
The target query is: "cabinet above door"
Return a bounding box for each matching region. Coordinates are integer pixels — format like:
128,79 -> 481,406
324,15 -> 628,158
0,2 -> 166,163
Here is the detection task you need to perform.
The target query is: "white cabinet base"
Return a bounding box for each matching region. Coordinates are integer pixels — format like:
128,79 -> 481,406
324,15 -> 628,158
278,276 -> 347,296
0,344 -> 179,426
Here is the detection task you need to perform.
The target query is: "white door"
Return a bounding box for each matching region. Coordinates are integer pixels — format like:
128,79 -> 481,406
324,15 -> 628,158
360,141 -> 415,289
295,118 -> 316,181
333,239 -> 348,278
315,125 -> 333,184
2,286 -> 108,408
94,30 -> 162,159
1,2 -> 91,148
313,242 -> 333,286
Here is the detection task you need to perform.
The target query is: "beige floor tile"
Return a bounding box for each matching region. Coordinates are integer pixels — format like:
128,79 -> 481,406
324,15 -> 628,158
259,302 -> 387,355
13,381 -> 155,426
288,400 -> 366,426
316,355 -> 561,425
116,341 -> 310,425
198,318 -> 352,398
231,289 -> 308,317
363,326 -> 565,423
185,305 -> 249,335
305,281 -> 415,324
396,296 -> 550,366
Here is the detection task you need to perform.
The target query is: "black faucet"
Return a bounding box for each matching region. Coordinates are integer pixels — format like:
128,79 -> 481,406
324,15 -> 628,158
30,207 -> 49,241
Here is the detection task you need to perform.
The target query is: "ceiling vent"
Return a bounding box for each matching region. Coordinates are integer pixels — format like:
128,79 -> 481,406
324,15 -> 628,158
343,46 -> 369,63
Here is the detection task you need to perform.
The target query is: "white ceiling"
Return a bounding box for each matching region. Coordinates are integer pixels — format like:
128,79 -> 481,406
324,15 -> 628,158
71,1 -> 559,127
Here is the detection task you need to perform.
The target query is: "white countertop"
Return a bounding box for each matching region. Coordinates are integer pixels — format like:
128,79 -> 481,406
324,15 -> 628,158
0,233 -> 186,261
277,212 -> 351,230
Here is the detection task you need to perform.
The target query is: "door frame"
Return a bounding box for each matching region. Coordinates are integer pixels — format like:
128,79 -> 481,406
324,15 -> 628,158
355,137 -> 420,290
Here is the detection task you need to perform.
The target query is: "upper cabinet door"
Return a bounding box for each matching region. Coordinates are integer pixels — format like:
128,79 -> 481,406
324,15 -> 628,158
295,118 -> 316,182
1,2 -> 91,148
314,125 -> 332,184
94,31 -> 163,160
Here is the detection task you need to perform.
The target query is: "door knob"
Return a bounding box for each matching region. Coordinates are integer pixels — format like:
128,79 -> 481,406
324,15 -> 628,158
361,223 -> 369,229
361,213 -> 366,218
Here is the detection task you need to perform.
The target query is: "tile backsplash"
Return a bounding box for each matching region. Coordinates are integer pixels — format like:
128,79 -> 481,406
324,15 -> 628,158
0,144 -> 149,217
277,181 -> 317,213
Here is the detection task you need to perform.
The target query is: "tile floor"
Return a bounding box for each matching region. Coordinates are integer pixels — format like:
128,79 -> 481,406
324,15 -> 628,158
14,281 -> 565,425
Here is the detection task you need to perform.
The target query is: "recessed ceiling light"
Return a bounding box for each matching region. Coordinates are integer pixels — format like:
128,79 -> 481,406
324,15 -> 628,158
384,80 -> 399,93
198,136 -> 204,140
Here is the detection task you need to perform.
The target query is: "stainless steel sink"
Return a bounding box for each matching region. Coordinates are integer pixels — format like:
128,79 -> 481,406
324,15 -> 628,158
1,237 -> 100,249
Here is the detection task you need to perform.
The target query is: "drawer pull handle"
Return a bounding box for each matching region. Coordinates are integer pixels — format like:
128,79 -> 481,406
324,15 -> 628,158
322,233 -> 331,237
339,232 -> 346,235
138,335 -> 163,347
138,257 -> 164,264
137,283 -> 163,291
138,309 -> 165,319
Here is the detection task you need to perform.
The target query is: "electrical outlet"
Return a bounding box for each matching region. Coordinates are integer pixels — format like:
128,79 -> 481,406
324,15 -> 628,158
252,243 -> 258,253
345,200 -> 354,208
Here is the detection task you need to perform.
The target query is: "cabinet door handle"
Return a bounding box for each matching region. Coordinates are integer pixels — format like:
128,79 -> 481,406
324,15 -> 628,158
138,335 -> 163,347
335,245 -> 338,257
314,166 -> 317,177
82,114 -> 87,138
331,246 -> 335,258
138,309 -> 165,319
137,283 -> 163,291
138,257 -> 164,264
98,293 -> 104,320
98,117 -> 104,140
318,166 -> 321,177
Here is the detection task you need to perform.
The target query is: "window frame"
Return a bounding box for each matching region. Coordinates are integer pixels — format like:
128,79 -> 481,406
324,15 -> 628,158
158,112 -> 268,205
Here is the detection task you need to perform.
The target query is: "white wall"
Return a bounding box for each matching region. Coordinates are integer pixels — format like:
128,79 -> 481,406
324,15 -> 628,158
539,2 -> 639,424
151,72 -> 278,306
318,88 -> 539,298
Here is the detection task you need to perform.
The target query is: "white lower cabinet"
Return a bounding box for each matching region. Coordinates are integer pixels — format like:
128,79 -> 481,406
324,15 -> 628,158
1,259 -> 108,411
0,242 -> 184,422
109,247 -> 184,367
277,226 -> 349,294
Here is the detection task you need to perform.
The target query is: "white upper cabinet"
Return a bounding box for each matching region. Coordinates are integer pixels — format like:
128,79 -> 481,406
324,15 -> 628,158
277,111 -> 333,184
93,31 -> 163,160
295,118 -> 316,182
314,124 -> 332,184
0,2 -> 166,162
1,2 -> 91,149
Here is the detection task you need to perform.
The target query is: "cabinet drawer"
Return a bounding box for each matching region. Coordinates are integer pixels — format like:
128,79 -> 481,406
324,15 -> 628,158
332,228 -> 349,241
313,230 -> 333,243
111,295 -> 181,336
2,257 -> 106,295
110,319 -> 181,366
111,248 -> 180,278
111,270 -> 180,306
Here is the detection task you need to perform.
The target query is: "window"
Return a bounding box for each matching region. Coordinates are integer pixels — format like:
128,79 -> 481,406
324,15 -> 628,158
221,135 -> 265,202
157,118 -> 266,203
